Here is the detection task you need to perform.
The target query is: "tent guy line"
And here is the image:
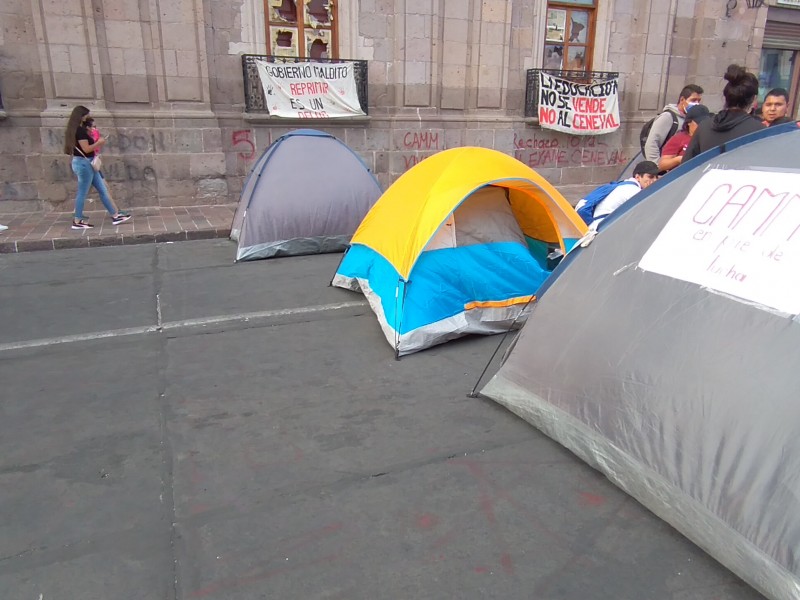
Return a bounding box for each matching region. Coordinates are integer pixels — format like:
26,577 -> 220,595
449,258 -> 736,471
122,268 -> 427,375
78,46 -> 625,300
0,300 -> 367,353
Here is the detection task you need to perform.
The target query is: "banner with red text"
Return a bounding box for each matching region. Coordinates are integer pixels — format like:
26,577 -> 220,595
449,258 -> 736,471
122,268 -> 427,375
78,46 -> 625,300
639,169 -> 800,314
537,72 -> 620,135
256,60 -> 365,118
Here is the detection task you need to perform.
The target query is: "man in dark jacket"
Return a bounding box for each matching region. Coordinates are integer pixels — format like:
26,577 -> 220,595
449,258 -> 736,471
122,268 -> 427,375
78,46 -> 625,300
683,65 -> 765,162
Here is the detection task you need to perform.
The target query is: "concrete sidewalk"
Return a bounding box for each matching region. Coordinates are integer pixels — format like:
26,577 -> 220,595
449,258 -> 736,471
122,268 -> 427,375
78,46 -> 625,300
0,204 -> 236,254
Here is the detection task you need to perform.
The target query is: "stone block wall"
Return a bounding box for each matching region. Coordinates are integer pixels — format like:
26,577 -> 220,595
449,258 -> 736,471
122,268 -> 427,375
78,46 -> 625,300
0,0 -> 765,213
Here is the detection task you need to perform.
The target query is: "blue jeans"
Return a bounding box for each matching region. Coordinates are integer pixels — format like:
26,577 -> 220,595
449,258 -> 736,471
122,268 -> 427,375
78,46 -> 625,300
71,157 -> 116,219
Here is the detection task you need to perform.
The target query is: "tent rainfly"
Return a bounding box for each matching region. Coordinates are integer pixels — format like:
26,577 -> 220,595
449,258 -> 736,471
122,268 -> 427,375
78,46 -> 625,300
231,129 -> 382,261
332,146 -> 587,356
481,123 -> 800,600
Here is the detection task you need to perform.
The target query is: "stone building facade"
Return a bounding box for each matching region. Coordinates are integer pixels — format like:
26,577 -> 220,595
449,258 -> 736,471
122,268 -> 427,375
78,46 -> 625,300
0,0 -> 790,214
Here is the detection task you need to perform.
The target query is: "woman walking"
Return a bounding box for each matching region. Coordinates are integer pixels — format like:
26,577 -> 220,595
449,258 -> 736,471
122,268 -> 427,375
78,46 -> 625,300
63,105 -> 131,229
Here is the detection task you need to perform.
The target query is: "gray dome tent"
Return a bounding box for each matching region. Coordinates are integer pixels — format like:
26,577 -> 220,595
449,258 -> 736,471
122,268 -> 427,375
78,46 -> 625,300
480,123 -> 800,600
231,129 -> 382,261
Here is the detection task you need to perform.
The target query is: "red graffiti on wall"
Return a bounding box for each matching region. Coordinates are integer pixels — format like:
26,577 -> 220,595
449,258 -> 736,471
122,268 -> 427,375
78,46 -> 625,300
232,130 -> 256,160
403,154 -> 437,170
398,131 -> 442,172
512,132 -> 627,169
403,131 -> 440,150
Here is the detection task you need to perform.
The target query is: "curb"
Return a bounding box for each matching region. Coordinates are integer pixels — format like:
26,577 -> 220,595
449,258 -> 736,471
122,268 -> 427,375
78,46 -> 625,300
0,227 -> 232,254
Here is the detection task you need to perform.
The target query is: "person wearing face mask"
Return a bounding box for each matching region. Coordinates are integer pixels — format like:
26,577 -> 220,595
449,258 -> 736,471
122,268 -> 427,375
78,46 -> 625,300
643,84 -> 704,163
63,105 -> 132,229
683,65 -> 765,162
761,88 -> 792,127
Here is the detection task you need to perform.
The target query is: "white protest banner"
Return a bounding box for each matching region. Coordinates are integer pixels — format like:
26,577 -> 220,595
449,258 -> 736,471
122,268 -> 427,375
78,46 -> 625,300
639,169 -> 800,314
537,72 -> 620,135
255,60 -> 365,118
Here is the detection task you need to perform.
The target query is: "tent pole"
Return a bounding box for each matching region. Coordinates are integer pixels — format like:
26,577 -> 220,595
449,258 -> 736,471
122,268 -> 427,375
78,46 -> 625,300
393,279 -> 408,361
329,246 -> 349,286
467,296 -> 536,398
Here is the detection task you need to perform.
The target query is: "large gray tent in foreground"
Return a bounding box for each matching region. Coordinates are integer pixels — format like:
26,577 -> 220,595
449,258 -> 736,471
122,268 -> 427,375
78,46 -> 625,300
231,129 -> 381,261
481,123 -> 800,600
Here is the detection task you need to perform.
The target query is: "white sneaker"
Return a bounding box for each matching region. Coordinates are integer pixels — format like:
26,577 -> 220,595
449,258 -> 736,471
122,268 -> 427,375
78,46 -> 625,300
0,224 -> 8,232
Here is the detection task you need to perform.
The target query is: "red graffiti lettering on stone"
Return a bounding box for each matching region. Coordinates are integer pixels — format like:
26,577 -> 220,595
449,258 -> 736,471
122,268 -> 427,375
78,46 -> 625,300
512,132 -> 626,168
403,154 -> 435,170
232,129 -> 255,160
403,131 -> 440,150
514,132 -> 560,150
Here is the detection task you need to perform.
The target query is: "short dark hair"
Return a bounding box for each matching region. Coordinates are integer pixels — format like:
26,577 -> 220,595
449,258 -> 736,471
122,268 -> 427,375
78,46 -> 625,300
722,64 -> 759,110
765,88 -> 789,102
633,160 -> 660,177
678,84 -> 704,102
685,104 -> 711,124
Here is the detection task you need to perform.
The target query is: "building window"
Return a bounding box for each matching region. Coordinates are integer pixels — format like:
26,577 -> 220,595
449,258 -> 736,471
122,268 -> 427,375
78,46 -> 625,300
759,49 -> 797,109
759,16 -> 800,120
543,1 -> 596,72
264,0 -> 338,58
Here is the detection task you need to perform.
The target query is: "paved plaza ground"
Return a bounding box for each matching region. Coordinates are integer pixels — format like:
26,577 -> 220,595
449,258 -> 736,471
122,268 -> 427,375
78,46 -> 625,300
0,240 -> 765,599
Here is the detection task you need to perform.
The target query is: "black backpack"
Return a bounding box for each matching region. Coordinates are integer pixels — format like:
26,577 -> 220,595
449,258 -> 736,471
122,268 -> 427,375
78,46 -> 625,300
639,110 -> 679,155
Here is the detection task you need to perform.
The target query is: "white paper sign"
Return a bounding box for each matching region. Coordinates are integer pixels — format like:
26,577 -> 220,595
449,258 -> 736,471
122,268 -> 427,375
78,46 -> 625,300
256,60 -> 366,118
537,72 -> 620,135
639,169 -> 800,314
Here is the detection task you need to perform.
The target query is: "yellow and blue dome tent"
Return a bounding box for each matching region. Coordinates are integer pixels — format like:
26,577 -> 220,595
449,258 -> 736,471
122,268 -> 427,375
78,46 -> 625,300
332,147 -> 587,356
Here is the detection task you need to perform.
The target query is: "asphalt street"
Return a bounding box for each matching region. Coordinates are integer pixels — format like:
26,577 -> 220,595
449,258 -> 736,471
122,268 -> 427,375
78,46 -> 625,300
0,240 -> 765,600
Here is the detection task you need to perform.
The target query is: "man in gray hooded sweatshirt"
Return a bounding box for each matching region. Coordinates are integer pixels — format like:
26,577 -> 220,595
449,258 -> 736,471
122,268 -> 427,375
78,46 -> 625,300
643,84 -> 704,163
